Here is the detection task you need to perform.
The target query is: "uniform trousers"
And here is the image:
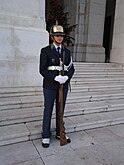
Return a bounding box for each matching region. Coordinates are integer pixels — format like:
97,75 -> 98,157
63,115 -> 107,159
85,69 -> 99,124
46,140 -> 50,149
42,88 -> 68,138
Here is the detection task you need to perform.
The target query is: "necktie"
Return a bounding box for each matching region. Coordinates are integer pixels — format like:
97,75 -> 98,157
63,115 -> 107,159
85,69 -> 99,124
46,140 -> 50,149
57,47 -> 61,54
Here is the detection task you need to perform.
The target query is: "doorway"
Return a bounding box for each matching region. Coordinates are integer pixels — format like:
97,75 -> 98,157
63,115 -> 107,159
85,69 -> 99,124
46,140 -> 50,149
103,0 -> 116,63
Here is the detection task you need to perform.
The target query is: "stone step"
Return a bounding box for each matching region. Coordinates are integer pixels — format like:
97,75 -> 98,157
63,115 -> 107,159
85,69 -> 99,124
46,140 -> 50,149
71,82 -> 124,92
74,73 -> 124,78
0,100 -> 111,126
1,81 -> 124,97
74,64 -> 123,70
72,76 -> 124,82
67,93 -> 124,103
1,62 -> 124,146
0,86 -> 42,98
0,124 -> 29,146
1,88 -> 124,111
1,109 -> 124,146
74,62 -> 123,68
74,67 -> 123,72
27,109 -> 124,138
71,79 -> 124,83
1,85 -> 124,99
1,81 -> 124,95
74,67 -> 123,71
66,109 -> 124,132
0,107 -> 43,126
1,95 -> 124,127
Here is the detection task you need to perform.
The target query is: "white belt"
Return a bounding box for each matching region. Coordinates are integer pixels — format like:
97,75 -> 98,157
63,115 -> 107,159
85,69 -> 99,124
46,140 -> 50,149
47,65 -> 68,71
47,57 -> 73,71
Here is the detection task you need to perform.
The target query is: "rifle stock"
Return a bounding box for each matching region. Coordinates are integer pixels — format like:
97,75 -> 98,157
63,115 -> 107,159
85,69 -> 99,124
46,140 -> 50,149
59,50 -> 68,146
59,84 -> 68,146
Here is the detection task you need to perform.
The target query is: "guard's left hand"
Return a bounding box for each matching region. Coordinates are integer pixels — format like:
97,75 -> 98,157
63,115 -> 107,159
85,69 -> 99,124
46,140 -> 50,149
60,76 -> 68,84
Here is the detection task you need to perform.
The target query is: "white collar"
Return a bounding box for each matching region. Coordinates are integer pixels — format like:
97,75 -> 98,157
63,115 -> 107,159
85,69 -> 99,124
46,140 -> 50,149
53,43 -> 62,50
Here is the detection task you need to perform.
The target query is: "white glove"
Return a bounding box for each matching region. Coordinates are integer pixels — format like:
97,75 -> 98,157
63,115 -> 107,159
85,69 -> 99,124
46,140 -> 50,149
62,76 -> 68,84
54,75 -> 68,84
54,75 -> 63,83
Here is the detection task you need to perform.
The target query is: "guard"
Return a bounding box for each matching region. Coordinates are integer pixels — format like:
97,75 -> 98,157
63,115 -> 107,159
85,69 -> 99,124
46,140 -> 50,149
39,21 -> 75,148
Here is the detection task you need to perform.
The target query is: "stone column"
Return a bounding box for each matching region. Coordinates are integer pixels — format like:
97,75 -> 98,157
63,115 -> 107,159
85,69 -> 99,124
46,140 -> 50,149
110,0 -> 124,63
73,0 -> 106,62
0,0 -> 49,87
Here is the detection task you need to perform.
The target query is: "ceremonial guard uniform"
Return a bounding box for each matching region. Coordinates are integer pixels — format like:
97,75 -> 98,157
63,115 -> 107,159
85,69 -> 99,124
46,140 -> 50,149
39,23 -> 75,148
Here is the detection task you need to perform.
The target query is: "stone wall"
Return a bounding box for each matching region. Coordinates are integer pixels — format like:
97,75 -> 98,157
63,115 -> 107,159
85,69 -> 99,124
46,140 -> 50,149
110,0 -> 124,64
0,0 -> 49,87
64,0 -> 106,62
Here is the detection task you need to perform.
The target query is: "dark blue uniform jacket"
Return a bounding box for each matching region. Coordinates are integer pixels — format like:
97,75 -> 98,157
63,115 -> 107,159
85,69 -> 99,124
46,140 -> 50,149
39,44 -> 75,90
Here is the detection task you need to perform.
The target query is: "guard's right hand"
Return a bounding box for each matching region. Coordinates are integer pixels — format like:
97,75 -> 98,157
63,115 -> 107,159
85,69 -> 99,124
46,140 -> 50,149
54,75 -> 63,84
54,75 -> 69,84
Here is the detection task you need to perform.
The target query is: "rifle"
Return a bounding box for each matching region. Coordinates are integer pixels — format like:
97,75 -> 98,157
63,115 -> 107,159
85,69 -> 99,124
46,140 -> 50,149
59,51 -> 68,146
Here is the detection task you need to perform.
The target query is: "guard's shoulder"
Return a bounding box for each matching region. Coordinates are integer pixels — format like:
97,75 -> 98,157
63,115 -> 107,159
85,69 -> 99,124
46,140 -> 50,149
41,45 -> 50,51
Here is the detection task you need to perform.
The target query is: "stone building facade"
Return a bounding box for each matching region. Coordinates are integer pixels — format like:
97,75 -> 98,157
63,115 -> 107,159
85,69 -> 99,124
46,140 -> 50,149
0,0 -> 49,88
0,0 -> 123,88
110,0 -> 124,63
63,0 -> 106,62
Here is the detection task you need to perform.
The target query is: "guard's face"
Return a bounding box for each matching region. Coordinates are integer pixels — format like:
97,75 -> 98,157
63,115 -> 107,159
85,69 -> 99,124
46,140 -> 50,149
53,35 -> 64,45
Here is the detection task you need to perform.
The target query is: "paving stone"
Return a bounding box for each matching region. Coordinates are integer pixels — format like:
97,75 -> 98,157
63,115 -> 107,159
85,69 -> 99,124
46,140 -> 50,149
101,140 -> 124,165
33,138 -> 86,165
0,141 -> 40,165
33,138 -> 71,156
42,149 -> 86,165
74,144 -> 112,165
108,124 -> 124,138
33,131 -> 95,158
85,126 -> 123,144
69,131 -> 96,149
118,162 -> 124,165
14,158 -> 44,165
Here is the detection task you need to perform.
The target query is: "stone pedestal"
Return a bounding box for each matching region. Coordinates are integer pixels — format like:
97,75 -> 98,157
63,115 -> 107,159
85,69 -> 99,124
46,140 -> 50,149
110,0 -> 124,63
0,0 -> 49,87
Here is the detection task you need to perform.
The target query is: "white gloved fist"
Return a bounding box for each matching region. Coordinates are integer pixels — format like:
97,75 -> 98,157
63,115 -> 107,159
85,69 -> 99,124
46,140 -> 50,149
61,76 -> 68,84
54,75 -> 63,83
54,75 -> 68,84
